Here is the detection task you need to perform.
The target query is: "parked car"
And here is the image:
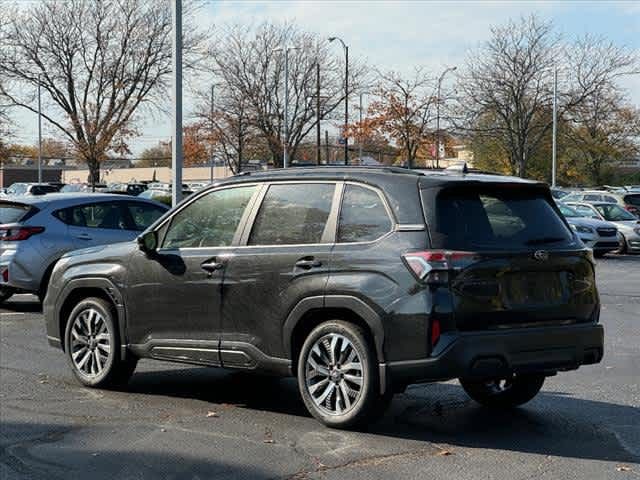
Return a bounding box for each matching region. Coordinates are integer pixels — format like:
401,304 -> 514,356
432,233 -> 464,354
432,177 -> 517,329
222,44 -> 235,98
562,190 -> 640,217
60,183 -> 108,193
2,182 -> 60,197
138,187 -> 192,206
557,203 -> 620,257
104,183 -> 148,196
564,201 -> 640,254
550,188 -> 571,201
43,167 -> 603,428
0,193 -> 168,303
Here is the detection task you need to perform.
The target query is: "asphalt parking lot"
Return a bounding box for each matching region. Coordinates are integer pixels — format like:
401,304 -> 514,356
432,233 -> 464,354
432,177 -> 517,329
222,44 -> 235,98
1,255 -> 639,480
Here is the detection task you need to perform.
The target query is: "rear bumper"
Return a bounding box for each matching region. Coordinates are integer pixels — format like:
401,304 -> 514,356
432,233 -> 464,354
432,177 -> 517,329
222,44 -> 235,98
387,323 -> 604,385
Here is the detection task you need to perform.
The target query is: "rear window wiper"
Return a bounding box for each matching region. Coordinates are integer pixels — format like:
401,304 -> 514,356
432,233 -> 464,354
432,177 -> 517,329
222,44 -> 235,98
525,236 -> 566,245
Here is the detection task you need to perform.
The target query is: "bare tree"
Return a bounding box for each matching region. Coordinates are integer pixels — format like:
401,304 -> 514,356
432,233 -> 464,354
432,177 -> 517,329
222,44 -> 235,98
0,0 -> 208,184
209,22 -> 366,167
457,15 -> 638,177
366,68 -> 437,168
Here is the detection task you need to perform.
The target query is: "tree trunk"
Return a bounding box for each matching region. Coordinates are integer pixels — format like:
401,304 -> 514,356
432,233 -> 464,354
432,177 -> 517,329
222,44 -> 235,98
86,157 -> 100,187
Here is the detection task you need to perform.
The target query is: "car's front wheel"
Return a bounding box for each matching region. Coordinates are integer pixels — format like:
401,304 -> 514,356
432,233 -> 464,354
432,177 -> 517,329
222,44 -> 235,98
460,374 -> 545,408
297,320 -> 383,429
64,297 -> 137,388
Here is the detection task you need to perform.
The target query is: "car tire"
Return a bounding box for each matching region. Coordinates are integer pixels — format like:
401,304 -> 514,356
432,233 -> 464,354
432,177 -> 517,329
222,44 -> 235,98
617,235 -> 628,255
297,320 -> 382,429
593,251 -> 606,258
0,286 -> 14,304
460,374 -> 545,408
64,297 -> 137,388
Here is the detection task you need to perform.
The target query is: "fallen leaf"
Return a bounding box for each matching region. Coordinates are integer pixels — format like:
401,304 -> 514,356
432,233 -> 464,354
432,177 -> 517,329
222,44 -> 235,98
263,439 -> 275,444
160,428 -> 167,433
437,450 -> 453,456
206,411 -> 219,418
616,466 -> 631,472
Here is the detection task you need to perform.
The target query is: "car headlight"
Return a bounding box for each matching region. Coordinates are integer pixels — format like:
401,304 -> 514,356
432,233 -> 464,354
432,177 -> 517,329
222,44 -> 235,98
573,225 -> 594,234
634,227 -> 640,236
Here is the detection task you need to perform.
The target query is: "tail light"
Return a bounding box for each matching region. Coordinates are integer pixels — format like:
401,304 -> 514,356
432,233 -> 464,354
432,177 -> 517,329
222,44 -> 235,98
430,319 -> 441,347
402,250 -> 477,284
1,267 -> 8,283
0,226 -> 45,241
624,205 -> 639,215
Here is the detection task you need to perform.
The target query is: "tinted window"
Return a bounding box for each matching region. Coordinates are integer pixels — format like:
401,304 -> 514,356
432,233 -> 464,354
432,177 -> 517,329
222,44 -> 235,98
30,185 -> 58,195
595,204 -> 636,221
433,188 -> 573,250
603,195 -> 618,203
623,194 -> 640,207
338,185 -> 391,242
249,183 -> 335,245
584,194 -> 601,201
127,202 -> 167,231
56,202 -> 130,230
163,186 -> 256,248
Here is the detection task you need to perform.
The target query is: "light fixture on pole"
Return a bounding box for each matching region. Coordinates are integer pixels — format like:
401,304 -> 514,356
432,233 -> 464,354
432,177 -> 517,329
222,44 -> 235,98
328,36 -> 349,165
436,66 -> 457,169
274,46 -> 299,168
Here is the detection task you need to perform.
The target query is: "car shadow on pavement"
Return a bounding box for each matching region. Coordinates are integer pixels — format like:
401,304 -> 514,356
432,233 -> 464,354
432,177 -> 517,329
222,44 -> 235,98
126,368 -> 639,464
0,297 -> 42,314
0,425 -> 280,480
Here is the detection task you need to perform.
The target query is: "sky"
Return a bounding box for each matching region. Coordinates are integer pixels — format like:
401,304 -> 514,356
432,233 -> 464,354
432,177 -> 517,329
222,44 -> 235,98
9,0 -> 640,156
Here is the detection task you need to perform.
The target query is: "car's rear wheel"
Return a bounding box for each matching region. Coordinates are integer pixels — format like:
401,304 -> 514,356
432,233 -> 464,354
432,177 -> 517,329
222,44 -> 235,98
0,286 -> 14,304
297,320 -> 383,429
64,297 -> 137,388
460,374 -> 545,408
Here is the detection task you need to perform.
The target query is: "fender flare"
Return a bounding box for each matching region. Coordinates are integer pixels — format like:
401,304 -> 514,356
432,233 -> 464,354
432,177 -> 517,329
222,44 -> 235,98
283,295 -> 386,362
56,277 -> 127,360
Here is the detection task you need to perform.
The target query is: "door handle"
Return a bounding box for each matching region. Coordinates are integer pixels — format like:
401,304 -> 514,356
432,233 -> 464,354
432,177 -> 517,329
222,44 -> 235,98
201,260 -> 224,274
75,233 -> 92,240
295,258 -> 322,269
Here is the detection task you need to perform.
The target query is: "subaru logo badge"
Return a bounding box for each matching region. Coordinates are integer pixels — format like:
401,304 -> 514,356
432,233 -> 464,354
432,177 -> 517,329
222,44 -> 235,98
533,250 -> 549,261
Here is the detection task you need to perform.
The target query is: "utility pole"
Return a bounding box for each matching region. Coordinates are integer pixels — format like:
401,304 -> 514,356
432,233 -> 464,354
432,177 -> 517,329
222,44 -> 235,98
171,0 -> 183,206
325,130 -> 330,164
358,92 -> 365,164
552,68 -> 558,188
316,62 -> 321,165
210,83 -> 215,183
37,77 -> 42,183
329,36 -> 349,165
274,46 -> 298,168
436,66 -> 457,169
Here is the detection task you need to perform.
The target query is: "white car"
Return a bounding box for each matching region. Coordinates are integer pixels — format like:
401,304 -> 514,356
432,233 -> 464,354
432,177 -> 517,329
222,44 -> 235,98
558,204 -> 621,257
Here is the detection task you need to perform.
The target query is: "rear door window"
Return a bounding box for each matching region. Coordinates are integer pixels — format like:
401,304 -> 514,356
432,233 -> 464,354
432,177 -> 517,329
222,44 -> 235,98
584,194 -> 601,202
623,194 -> 640,207
431,187 -> 574,250
338,184 -> 392,242
249,183 -> 335,245
55,202 -> 132,230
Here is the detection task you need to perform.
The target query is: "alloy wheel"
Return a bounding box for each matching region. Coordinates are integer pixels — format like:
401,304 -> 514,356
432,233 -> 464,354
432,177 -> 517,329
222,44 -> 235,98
305,333 -> 364,416
70,308 -> 112,378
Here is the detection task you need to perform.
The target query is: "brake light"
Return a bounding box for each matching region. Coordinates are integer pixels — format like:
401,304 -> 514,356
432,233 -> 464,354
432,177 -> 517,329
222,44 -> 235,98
402,250 -> 477,284
1,267 -> 8,282
624,205 -> 639,214
430,319 -> 441,347
0,226 -> 45,241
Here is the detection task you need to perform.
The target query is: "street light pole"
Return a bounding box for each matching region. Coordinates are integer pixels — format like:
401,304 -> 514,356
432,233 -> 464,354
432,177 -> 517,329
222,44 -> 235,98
37,76 -> 42,183
329,36 -> 349,165
552,67 -> 558,188
436,66 -> 457,169
210,83 -> 215,183
171,0 -> 183,207
274,46 -> 298,168
358,92 -> 364,163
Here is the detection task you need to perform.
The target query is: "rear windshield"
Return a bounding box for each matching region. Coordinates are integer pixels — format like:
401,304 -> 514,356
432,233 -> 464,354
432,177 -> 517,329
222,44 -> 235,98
0,202 -> 35,224
623,194 -> 640,207
430,187 -> 574,250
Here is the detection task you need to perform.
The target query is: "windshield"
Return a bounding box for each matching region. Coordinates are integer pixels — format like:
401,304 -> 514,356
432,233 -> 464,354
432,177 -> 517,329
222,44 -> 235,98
595,204 -> 637,221
558,204 -> 582,218
6,183 -> 28,195
431,187 -> 574,250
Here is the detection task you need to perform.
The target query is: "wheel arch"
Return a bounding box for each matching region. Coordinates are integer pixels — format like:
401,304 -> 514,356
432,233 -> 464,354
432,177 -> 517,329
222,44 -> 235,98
56,278 -> 127,360
285,295 -> 386,370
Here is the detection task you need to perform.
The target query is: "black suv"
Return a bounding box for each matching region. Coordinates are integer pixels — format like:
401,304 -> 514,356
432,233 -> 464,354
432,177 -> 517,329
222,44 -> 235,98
44,167 -> 604,428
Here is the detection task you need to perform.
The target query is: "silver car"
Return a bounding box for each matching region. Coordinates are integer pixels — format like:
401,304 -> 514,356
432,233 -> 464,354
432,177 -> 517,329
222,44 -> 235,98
565,201 -> 640,254
0,193 -> 168,303
557,203 -> 621,257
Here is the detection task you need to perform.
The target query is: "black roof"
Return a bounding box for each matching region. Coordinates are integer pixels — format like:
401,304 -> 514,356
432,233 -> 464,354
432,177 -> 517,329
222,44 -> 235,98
212,166 -> 545,224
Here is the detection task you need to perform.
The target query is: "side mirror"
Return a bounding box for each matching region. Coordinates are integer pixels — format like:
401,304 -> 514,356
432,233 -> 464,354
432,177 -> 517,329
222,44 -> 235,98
137,230 -> 158,253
